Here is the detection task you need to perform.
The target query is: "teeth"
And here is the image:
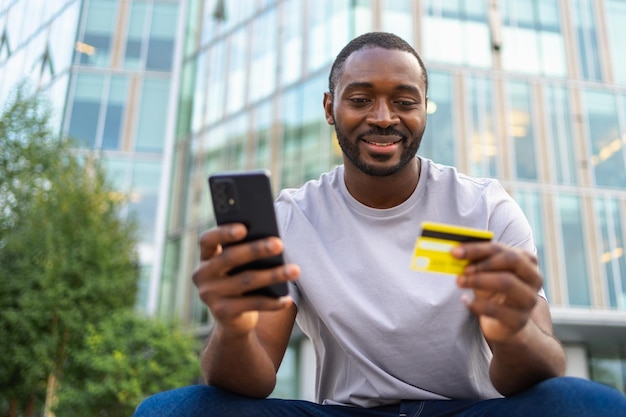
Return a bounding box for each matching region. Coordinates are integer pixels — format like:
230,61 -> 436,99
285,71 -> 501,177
367,141 -> 396,147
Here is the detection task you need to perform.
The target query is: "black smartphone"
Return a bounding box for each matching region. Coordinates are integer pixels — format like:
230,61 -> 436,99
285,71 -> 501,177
208,170 -> 288,298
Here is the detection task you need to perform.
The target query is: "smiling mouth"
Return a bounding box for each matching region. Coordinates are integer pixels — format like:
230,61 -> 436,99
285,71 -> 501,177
363,138 -> 402,147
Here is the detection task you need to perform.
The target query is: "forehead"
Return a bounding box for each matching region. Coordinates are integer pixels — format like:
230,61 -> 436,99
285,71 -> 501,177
338,47 -> 425,92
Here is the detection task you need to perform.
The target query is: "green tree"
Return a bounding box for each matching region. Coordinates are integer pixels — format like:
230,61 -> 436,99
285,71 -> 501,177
55,309 -> 200,416
0,84 -> 140,416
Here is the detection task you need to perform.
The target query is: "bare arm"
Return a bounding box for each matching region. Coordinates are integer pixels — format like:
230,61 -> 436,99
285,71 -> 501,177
193,224 -> 300,397
201,305 -> 297,397
453,243 -> 566,396
488,298 -> 565,396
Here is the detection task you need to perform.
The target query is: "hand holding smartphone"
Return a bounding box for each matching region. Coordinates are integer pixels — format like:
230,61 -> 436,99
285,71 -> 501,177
208,170 -> 289,298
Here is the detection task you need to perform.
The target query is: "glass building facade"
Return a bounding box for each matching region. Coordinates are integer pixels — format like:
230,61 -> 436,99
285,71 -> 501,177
3,0 -> 626,400
0,0 -> 184,314
165,0 -> 626,397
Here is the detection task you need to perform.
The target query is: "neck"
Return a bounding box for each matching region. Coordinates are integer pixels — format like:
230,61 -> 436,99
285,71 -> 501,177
343,157 -> 421,209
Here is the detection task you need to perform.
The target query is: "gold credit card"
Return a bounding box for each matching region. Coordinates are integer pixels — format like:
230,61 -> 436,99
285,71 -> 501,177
410,222 -> 494,275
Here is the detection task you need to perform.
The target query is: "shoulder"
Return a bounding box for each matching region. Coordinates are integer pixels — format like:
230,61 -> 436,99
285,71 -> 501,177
423,158 -> 503,198
275,166 -> 343,230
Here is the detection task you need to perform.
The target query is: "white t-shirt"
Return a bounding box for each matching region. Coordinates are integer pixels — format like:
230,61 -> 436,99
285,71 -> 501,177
275,157 -> 536,408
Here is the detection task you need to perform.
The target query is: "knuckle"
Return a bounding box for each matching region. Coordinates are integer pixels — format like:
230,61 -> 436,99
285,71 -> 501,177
240,271 -> 254,287
211,301 -> 231,321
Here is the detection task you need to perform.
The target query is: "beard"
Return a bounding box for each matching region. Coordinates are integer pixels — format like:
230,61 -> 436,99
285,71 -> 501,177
334,122 -> 424,177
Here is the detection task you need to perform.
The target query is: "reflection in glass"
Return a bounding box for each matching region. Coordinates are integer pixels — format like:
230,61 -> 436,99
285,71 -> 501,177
571,0 -> 602,81
226,28 -> 247,115
606,0 -> 626,85
253,101 -> 273,170
420,71 -> 455,167
594,197 -> 626,309
513,189 -> 548,299
382,0 -> 413,44
557,194 -> 590,306
206,40 -> 227,124
280,0 -> 303,86
589,346 -> 626,393
146,3 -> 178,71
545,85 -> 577,184
501,0 -> 566,76
422,0 -> 491,68
159,238 -> 181,320
465,75 -> 497,177
102,76 -> 128,150
250,9 -> 277,103
124,2 -> 147,69
130,159 -> 161,243
506,81 -> 537,181
76,0 -> 117,67
135,78 -> 170,152
67,73 -> 104,148
583,89 -> 626,188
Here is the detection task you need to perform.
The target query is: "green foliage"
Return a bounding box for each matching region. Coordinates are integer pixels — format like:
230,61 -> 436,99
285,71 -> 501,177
55,309 -> 200,416
0,84 -> 197,416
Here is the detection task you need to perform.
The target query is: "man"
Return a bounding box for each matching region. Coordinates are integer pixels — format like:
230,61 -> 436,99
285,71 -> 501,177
135,32 -> 626,416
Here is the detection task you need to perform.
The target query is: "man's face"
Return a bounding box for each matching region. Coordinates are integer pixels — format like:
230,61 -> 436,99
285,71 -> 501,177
324,48 -> 427,177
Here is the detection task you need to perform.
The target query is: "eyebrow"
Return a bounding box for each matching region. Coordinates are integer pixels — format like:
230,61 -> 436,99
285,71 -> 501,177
344,82 -> 422,97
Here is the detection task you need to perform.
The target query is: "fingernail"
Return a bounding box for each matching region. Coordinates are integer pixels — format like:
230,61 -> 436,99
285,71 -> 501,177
461,293 -> 473,305
457,275 -> 467,286
451,246 -> 465,258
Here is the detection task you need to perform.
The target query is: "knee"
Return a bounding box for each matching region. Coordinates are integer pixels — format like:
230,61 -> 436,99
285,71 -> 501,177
133,385 -> 221,417
532,377 -> 626,412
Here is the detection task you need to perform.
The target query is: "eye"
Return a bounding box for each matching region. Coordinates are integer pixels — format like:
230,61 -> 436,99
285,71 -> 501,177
349,98 -> 370,104
395,100 -> 419,108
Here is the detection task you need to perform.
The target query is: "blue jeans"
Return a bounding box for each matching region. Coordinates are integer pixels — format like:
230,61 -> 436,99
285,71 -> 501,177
133,377 -> 626,417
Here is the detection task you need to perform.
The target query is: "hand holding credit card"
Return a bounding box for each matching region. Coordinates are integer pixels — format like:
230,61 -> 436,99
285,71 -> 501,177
410,222 -> 493,275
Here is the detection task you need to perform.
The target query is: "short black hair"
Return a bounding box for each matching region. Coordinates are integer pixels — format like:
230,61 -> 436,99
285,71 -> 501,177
328,32 -> 428,99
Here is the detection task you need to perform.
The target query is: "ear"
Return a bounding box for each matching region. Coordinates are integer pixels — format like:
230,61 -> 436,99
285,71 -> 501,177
323,92 -> 334,125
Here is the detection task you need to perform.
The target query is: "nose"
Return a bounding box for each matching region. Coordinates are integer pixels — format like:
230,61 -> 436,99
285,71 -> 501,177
367,100 -> 398,128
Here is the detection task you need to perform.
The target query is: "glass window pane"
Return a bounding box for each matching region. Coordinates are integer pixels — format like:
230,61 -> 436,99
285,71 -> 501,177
249,9 -> 277,103
129,159 -> 161,243
381,0 -> 413,44
501,0 -> 566,76
422,0 -> 491,68
146,3 -> 178,71
571,0 -> 602,81
102,76 -> 128,150
506,81 -> 538,180
594,197 -> 626,309
421,71 -> 455,166
206,39 -> 227,124
606,0 -> 626,85
557,194 -> 591,306
67,73 -> 104,148
544,85 -> 577,184
465,76 -> 498,177
583,90 -> 626,188
124,2 -> 148,70
589,346 -> 626,393
135,78 -> 170,151
513,189 -> 549,298
77,0 -> 117,67
226,27 -> 247,114
280,0 -> 303,86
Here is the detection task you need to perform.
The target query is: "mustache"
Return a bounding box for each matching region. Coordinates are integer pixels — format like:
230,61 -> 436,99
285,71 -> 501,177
360,127 -> 405,138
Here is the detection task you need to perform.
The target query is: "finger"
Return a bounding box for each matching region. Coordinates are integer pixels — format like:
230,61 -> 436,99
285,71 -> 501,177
207,264 -> 300,299
198,224 -> 247,260
457,272 -> 538,310
454,244 -> 542,290
211,295 -> 293,323
462,294 -> 530,333
216,236 -> 285,277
